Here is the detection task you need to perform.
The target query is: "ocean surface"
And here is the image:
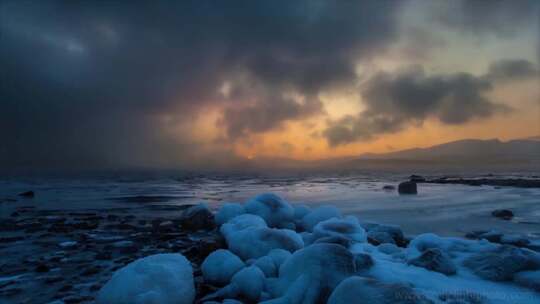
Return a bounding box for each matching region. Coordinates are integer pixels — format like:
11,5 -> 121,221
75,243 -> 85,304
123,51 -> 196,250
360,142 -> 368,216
1,172 -> 540,238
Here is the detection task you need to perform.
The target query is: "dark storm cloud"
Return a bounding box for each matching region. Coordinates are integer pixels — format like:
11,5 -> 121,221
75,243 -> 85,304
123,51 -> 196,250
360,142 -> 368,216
485,59 -> 540,81
433,0 -> 539,37
324,63 -> 519,147
0,0 -> 403,169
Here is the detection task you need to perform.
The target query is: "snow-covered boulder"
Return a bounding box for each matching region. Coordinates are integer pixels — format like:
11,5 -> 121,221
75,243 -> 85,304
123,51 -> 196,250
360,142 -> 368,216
313,216 -> 366,243
267,249 -> 292,270
181,203 -> 215,230
220,214 -> 268,237
245,193 -> 294,228
224,227 -> 304,260
354,253 -> 374,271
313,235 -> 352,247
202,249 -> 245,286
300,205 -> 342,232
254,255 -> 278,277
97,254 -> 194,304
230,266 -> 266,301
220,213 -> 303,260
293,204 -> 311,220
215,203 -> 245,226
327,276 -> 431,304
368,224 -> 406,246
408,248 -> 456,275
377,243 -> 401,255
368,231 -> 396,245
463,245 -> 540,281
408,233 -> 478,256
269,243 -> 355,303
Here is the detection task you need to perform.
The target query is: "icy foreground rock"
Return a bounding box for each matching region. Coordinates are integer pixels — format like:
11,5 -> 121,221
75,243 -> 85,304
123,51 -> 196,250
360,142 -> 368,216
97,253 -> 194,304
220,213 -> 303,260
100,193 -> 540,304
202,249 -> 245,286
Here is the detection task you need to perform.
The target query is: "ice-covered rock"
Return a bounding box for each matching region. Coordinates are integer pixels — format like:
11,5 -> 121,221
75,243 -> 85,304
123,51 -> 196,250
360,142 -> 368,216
514,270 -> 540,291
245,193 -> 294,228
293,204 -> 311,220
312,216 -> 365,243
267,249 -> 292,270
230,266 -> 266,301
300,205 -> 342,232
254,255 -> 278,277
368,231 -> 396,246
378,243 -> 401,255
220,214 -> 268,237
500,234 -> 530,247
464,245 -> 540,281
328,276 -> 431,304
269,243 -> 355,303
313,235 -> 352,247
408,233 -> 475,256
408,248 -> 457,275
181,203 -> 215,230
202,249 -> 245,286
215,203 -> 245,226
354,253 -> 374,271
368,224 -> 407,246
97,253 -> 194,304
222,215 -> 303,260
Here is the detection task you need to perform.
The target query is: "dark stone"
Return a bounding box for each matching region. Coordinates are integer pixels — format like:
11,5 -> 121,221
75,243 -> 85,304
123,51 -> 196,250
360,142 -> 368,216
81,265 -> 101,276
491,209 -> 513,220
95,251 -> 112,260
398,181 -> 417,194
59,284 -> 73,292
18,191 -> 35,198
382,185 -> 396,190
408,248 -> 457,275
180,204 -> 215,231
35,263 -> 50,273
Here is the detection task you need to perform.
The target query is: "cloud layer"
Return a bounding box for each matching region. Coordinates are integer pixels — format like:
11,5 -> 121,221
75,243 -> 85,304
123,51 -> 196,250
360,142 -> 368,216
323,60 -> 539,146
0,0 -> 538,170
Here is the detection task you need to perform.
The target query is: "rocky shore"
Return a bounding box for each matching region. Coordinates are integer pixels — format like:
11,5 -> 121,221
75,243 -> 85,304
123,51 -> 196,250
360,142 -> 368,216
1,192 -> 540,303
418,177 -> 540,188
0,204 -> 225,303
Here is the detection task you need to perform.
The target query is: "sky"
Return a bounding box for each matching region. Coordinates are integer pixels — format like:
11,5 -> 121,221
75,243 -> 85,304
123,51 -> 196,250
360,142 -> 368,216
1,0 -> 539,171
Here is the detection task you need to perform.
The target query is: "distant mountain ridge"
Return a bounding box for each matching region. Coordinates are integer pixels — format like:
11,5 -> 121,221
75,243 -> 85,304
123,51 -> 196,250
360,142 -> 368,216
358,138 -> 540,162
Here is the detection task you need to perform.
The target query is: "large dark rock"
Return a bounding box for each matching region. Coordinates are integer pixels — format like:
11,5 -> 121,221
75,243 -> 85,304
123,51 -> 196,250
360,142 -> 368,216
180,204 -> 215,231
408,248 -> 457,275
463,245 -> 540,281
491,209 -> 513,220
398,181 -> 417,195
